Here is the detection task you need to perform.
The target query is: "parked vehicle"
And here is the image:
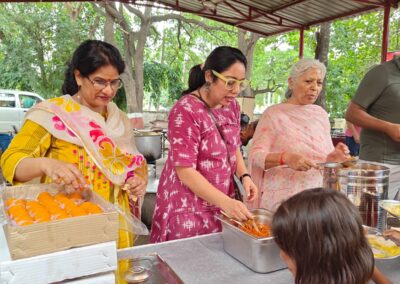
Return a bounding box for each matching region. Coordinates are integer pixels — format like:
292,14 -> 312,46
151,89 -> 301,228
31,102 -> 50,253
0,89 -> 44,132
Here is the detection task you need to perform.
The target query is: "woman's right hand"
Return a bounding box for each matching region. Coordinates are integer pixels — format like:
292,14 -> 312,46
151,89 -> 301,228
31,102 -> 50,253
221,198 -> 254,221
39,158 -> 86,189
283,152 -> 318,171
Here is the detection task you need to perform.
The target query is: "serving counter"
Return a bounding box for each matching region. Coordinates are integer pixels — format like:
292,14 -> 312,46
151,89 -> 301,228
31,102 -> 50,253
118,233 -> 400,283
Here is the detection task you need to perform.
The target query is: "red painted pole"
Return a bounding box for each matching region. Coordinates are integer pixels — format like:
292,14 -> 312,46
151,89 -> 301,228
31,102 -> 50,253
299,28 -> 304,58
381,3 -> 391,63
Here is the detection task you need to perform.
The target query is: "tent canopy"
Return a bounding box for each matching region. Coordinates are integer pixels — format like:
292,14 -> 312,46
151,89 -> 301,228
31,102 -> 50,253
6,0 -> 398,37
143,0 -> 398,37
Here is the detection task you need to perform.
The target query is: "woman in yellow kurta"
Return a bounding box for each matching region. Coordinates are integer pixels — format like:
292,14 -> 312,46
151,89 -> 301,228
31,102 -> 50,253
0,40 -> 147,263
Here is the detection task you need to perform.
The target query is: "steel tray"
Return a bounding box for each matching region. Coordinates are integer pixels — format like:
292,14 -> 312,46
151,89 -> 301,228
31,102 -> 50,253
217,208 -> 286,273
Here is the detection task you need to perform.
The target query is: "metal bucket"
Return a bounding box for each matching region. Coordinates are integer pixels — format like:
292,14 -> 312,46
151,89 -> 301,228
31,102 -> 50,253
133,131 -> 162,162
338,163 -> 390,231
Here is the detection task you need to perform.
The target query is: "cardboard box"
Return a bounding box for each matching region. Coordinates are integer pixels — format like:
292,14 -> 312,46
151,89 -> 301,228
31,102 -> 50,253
2,183 -> 119,260
65,272 -> 115,284
0,239 -> 117,284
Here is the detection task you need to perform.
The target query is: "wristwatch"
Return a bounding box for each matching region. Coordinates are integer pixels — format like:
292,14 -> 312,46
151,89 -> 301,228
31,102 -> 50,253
239,173 -> 252,183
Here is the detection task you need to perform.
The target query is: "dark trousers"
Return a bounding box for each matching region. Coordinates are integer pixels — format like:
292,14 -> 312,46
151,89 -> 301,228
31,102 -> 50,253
345,136 -> 360,156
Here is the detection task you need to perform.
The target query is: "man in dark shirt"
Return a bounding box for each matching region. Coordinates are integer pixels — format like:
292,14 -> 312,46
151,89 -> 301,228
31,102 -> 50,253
346,57 -> 400,199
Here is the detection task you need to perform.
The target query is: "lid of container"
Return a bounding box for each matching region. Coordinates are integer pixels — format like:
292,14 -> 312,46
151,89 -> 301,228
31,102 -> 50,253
133,130 -> 161,136
339,162 -> 390,177
125,265 -> 150,283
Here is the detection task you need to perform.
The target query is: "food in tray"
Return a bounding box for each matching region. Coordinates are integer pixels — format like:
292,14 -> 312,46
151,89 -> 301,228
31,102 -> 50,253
5,191 -> 104,226
366,234 -> 400,259
380,202 -> 400,218
341,156 -> 358,168
239,220 -> 271,238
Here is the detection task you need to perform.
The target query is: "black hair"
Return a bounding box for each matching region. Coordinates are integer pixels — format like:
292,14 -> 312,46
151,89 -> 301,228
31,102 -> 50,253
272,188 -> 374,284
182,46 -> 247,95
62,40 -> 125,95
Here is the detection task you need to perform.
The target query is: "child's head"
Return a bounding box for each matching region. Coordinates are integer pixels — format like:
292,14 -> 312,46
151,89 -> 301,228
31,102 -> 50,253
272,188 -> 374,284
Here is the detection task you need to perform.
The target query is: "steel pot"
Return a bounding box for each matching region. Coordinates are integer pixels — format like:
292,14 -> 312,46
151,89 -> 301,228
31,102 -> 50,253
338,163 -> 390,231
134,131 -> 162,162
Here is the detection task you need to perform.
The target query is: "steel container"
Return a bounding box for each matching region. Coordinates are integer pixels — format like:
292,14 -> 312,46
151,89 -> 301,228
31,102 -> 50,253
338,163 -> 390,231
133,131 -> 162,162
217,208 -> 286,273
321,162 -> 342,190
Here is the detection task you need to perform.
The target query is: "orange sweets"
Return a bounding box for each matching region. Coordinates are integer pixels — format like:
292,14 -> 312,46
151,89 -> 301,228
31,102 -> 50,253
25,200 -> 51,223
5,198 -> 26,209
81,202 -> 103,214
69,191 -> 83,202
5,190 -> 103,225
8,204 -> 34,226
51,208 -> 69,220
54,195 -> 77,213
69,206 -> 88,217
37,192 -> 53,204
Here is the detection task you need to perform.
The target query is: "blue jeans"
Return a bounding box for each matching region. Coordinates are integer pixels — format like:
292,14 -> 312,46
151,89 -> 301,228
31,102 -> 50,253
345,136 -> 360,156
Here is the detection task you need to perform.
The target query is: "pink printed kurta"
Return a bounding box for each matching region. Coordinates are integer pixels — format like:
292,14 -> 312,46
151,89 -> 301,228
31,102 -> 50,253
150,95 -> 240,243
248,103 -> 334,211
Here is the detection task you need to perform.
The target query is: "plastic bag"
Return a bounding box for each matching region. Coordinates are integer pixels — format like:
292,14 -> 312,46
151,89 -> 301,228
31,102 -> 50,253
112,203 -> 149,236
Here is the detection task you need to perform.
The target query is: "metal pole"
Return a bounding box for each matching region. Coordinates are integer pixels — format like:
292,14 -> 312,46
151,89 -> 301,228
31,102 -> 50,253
299,28 -> 304,58
381,3 -> 391,62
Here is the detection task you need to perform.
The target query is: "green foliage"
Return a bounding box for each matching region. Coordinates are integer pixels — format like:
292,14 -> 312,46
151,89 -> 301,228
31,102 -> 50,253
0,3 -> 398,120
0,3 -> 100,98
143,61 -> 184,109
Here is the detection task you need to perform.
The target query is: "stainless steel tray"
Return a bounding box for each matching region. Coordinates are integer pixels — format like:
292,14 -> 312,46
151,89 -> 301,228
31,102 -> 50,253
217,208 -> 286,273
121,253 -> 183,284
365,226 -> 400,260
379,200 -> 400,219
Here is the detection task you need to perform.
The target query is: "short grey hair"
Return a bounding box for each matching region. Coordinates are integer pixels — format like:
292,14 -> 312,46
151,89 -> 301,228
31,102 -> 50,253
285,58 -> 326,98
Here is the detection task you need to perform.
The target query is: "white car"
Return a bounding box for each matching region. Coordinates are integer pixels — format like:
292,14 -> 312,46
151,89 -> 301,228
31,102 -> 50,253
0,89 -> 44,132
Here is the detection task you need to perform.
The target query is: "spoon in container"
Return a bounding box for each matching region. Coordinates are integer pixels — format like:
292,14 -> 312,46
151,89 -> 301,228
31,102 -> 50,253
220,211 -> 261,234
220,210 -> 244,227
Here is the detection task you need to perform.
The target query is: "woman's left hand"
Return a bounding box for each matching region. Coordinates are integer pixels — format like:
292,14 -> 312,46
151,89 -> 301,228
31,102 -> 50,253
242,176 -> 258,202
326,142 -> 350,162
123,176 -> 147,198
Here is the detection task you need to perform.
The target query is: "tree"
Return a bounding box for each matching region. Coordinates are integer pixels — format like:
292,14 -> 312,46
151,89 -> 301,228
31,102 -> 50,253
314,22 -> 331,109
0,3 -> 101,97
94,2 -> 233,114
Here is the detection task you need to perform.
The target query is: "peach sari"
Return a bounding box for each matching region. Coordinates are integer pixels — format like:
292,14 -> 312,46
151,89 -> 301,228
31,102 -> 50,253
248,103 -> 334,211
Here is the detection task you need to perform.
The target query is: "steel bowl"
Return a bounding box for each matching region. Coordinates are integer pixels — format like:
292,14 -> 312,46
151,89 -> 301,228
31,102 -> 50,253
134,131 -> 162,162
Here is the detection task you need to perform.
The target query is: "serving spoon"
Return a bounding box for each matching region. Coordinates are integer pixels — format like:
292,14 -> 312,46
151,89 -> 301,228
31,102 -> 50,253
220,211 -> 261,233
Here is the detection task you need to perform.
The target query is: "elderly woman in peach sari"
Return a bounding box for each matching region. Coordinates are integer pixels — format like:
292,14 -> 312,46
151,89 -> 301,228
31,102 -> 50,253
248,59 -> 349,211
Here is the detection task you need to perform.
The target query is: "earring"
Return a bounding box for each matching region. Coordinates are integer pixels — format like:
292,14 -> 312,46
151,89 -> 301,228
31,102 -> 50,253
205,81 -> 211,89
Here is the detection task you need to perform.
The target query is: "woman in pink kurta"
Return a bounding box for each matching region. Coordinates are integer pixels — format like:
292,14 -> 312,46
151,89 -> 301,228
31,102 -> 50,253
150,46 -> 258,243
248,59 -> 349,211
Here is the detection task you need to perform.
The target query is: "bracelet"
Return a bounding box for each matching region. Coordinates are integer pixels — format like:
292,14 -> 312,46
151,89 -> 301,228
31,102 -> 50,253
279,152 -> 285,166
239,173 -> 251,183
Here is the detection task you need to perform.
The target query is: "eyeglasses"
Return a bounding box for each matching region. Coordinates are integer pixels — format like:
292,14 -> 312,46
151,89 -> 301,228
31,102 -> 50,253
211,70 -> 250,91
86,77 -> 123,91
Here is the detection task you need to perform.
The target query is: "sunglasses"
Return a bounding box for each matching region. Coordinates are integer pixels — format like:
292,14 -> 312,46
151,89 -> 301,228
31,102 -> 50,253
211,70 -> 250,91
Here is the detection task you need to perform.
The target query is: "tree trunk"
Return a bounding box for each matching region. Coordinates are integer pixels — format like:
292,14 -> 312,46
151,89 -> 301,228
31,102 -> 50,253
133,6 -> 152,112
237,29 -> 260,97
314,22 -> 331,109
